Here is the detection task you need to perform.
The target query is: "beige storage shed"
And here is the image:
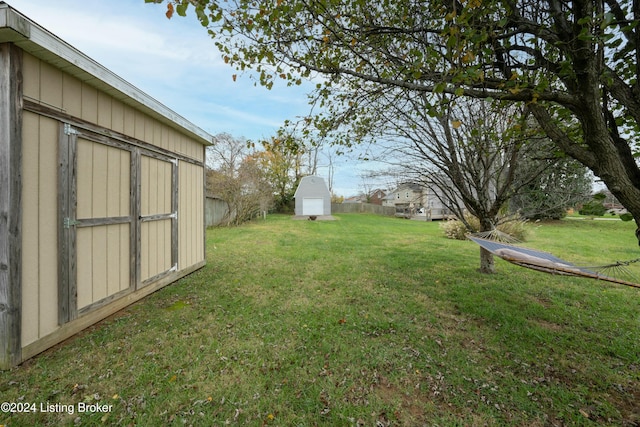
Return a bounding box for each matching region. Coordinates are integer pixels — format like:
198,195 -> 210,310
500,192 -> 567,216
0,3 -> 213,368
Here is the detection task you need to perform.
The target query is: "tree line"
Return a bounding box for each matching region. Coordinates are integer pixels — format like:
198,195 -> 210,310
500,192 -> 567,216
150,0 -> 640,271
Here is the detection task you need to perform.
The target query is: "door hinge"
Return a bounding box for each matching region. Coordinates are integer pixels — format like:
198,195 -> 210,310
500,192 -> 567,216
63,217 -> 80,229
64,123 -> 78,136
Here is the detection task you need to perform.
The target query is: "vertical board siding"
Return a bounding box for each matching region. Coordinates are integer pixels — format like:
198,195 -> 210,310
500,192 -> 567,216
20,112 -> 39,346
111,99 -> 125,134
39,61 -> 62,107
106,148 -> 120,217
91,225 -> 108,303
97,92 -> 112,128
21,51 -> 38,100
62,74 -> 82,118
106,227 -> 120,297
15,52 -> 206,366
24,53 -> 206,163
123,104 -> 136,139
20,113 -> 59,347
77,138 -> 130,219
76,226 -> 131,311
179,161 -> 204,269
140,155 -> 172,216
140,155 -> 174,283
140,220 -> 172,282
76,138 -> 93,219
75,137 -> 131,308
161,125 -> 170,151
147,157 -> 158,216
76,228 -> 92,309
37,116 -> 59,338
140,222 -> 151,281
134,110 -> 145,141
91,143 -> 108,217
120,223 -> 130,292
80,84 -> 98,124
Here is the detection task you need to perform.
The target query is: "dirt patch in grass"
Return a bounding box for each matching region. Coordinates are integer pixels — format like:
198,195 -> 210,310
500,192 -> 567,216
529,318 -> 564,332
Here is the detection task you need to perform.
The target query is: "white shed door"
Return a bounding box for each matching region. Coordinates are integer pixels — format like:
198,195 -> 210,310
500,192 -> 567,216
303,198 -> 324,215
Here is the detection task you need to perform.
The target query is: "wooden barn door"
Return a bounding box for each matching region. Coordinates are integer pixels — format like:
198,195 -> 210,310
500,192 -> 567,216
59,124 -> 178,323
137,151 -> 178,286
59,125 -> 134,322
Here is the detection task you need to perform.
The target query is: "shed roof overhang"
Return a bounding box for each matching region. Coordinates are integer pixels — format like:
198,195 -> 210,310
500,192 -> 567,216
0,2 -> 213,146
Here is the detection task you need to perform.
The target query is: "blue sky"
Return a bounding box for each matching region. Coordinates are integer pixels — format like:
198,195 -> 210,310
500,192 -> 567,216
9,0 -> 375,196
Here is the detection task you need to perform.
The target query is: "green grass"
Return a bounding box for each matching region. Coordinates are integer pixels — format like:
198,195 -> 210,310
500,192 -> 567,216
2,214 -> 640,426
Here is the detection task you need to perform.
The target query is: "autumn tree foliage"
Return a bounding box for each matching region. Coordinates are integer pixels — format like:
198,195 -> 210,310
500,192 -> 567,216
150,0 -> 640,242
206,133 -> 273,225
251,136 -> 304,212
207,133 -> 312,220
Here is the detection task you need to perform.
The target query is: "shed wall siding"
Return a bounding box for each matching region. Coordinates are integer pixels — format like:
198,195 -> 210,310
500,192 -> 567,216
76,137 -> 130,219
21,111 -> 59,347
76,224 -> 130,310
75,137 -> 131,310
179,161 -> 205,269
140,154 -> 175,283
141,220 -> 172,282
19,52 -> 206,354
22,52 -> 204,162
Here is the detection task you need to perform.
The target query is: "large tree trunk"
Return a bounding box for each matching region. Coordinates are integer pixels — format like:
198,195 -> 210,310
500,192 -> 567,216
589,146 -> 640,242
478,219 -> 496,274
479,247 -> 495,274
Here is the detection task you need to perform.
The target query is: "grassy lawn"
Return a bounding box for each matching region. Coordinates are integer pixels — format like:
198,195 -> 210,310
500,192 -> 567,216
2,214 -> 639,426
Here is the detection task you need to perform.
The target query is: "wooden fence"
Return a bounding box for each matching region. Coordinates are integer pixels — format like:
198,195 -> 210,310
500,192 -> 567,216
331,203 -> 396,216
205,197 -> 233,226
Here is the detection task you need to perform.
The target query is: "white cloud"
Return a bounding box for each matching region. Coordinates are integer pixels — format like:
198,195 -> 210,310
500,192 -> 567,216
8,0 -> 363,195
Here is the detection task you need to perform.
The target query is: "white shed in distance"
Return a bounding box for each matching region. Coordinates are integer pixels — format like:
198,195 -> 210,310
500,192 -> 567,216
294,176 -> 332,217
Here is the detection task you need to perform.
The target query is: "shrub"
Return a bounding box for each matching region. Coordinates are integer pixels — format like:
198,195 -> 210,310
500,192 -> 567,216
440,217 -> 472,240
497,214 -> 529,241
579,200 -> 607,216
578,193 -> 607,216
440,212 -> 528,241
620,212 -> 634,222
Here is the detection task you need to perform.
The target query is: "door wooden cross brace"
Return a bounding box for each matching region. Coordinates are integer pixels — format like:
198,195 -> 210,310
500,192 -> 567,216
58,123 -> 178,324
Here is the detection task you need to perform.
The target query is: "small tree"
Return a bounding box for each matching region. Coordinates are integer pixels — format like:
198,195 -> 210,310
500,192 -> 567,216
253,136 -> 301,213
579,193 -> 608,216
510,157 -> 593,220
206,133 -> 274,225
365,95 -> 557,273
